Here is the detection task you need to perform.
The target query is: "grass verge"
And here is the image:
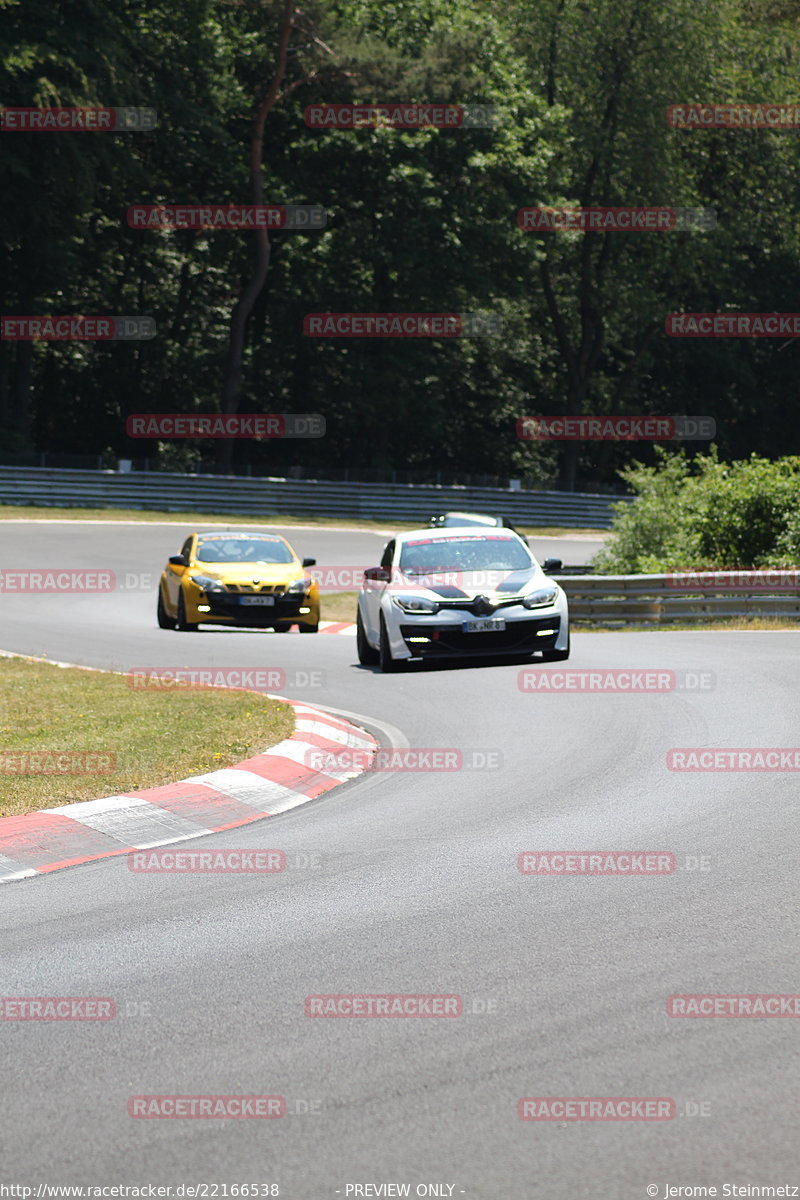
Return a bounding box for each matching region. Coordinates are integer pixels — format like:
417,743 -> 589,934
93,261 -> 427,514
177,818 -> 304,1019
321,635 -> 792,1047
0,504 -> 608,539
321,592 -> 358,623
0,656 -> 294,818
572,618 -> 800,632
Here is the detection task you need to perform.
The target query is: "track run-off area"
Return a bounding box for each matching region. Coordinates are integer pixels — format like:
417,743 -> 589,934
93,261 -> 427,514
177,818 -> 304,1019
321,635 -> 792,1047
2,520 -> 799,1196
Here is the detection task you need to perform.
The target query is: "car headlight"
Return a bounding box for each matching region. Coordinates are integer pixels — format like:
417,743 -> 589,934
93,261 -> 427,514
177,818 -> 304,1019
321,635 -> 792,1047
392,594 -> 440,614
191,574 -> 225,592
287,578 -> 313,594
521,586 -> 558,609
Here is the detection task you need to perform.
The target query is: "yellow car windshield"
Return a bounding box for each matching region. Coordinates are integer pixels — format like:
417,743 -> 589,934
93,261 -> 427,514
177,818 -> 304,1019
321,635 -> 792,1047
195,535 -> 295,564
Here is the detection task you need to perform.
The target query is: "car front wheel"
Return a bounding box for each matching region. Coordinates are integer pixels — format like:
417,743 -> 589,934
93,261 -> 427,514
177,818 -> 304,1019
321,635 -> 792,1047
357,610 -> 379,665
176,591 -> 199,631
540,633 -> 569,662
379,614 -> 403,673
157,589 -> 175,630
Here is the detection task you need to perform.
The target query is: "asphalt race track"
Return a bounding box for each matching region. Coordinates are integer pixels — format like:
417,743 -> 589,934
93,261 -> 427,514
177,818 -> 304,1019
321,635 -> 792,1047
2,520 -> 800,1197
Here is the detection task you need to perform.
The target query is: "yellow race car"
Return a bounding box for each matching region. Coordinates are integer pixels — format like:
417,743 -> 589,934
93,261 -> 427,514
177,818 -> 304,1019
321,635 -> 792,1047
157,530 -> 320,633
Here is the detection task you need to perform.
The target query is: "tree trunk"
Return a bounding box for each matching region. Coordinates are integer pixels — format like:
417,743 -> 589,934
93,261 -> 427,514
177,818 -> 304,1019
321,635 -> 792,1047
12,342 -> 34,443
216,0 -> 295,472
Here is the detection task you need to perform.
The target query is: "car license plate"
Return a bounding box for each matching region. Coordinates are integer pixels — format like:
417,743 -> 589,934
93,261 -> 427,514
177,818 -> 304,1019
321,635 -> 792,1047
240,595 -> 275,606
462,617 -> 505,633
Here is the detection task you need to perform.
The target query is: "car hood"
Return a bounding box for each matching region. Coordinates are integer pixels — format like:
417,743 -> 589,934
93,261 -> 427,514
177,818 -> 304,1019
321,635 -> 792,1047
391,566 -> 549,600
191,563 -> 304,584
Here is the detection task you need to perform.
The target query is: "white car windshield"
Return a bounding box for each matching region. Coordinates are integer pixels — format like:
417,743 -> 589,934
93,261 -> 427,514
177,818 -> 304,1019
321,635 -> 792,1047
398,535 -> 532,574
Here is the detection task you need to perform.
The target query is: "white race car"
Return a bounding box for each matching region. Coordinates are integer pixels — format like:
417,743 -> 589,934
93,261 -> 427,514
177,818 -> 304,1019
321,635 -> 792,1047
356,527 -> 570,672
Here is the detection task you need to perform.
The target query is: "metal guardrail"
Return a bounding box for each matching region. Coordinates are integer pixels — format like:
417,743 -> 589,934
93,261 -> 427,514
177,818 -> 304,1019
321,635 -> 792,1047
556,573 -> 800,623
0,465 -> 627,528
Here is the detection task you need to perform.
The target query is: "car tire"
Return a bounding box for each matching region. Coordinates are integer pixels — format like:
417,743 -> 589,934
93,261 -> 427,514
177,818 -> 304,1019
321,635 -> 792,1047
299,623 -> 319,633
541,633 -> 570,662
273,623 -> 292,633
176,591 -> 199,632
157,589 -> 175,630
357,610 -> 379,665
379,613 -> 403,673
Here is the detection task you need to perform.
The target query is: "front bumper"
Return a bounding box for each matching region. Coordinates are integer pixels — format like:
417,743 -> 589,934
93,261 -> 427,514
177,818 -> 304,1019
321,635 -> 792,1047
382,588 -> 569,660
197,592 -> 317,626
398,615 -> 562,657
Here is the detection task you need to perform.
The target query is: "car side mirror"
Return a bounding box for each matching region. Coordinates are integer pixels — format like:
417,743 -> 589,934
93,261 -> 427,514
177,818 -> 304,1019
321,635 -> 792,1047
542,557 -> 562,573
302,557 -> 316,567
364,566 -> 390,583
169,554 -> 188,567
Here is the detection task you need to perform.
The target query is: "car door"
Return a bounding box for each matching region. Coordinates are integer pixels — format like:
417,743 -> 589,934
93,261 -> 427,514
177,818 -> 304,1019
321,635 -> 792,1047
362,539 -> 394,641
166,535 -> 193,608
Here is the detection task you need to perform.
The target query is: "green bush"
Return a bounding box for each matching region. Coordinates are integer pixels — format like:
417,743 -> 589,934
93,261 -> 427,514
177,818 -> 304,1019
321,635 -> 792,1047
593,449 -> 800,573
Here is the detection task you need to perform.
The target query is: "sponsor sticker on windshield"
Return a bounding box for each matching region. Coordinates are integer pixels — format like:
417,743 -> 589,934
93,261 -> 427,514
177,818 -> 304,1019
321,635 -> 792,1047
404,534 -> 514,546
198,532 -> 283,541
